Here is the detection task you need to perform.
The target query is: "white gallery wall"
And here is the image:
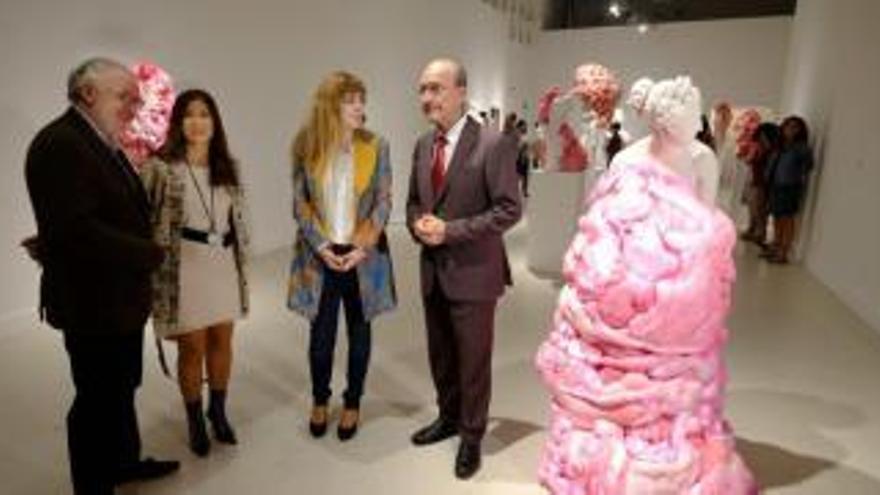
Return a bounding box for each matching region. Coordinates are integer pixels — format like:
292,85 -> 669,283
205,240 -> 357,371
0,0 -> 530,324
3,1 -> 875,335
781,0 -> 880,332
529,16 -> 791,137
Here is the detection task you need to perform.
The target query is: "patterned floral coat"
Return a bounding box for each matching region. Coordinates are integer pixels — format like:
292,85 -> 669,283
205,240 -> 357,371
288,135 -> 396,322
140,158 -> 251,337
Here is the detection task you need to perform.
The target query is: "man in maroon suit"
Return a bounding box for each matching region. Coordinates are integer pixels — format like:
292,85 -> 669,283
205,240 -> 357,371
406,58 -> 522,479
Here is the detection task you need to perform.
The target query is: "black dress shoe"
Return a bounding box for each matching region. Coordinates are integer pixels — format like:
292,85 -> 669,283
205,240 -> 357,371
455,442 -> 481,479
411,418 -> 458,446
114,458 -> 180,485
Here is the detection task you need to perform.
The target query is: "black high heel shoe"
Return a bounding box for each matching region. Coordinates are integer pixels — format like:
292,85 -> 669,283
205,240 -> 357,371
337,408 -> 359,441
309,405 -> 328,438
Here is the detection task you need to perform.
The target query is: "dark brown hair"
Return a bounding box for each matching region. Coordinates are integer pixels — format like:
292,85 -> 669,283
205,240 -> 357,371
781,115 -> 809,148
158,88 -> 239,187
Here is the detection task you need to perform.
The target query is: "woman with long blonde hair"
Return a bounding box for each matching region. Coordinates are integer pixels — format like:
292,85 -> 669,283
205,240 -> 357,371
288,71 -> 396,441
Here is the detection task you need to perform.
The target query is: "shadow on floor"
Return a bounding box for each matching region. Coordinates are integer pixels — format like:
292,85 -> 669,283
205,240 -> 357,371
484,417 -> 544,455
730,388 -> 878,492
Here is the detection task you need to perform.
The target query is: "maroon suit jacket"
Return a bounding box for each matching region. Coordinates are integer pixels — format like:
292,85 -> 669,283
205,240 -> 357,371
406,116 -> 522,301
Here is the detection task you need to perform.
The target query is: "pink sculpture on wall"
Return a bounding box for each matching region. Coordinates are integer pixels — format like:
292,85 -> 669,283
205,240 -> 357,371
119,61 -> 175,167
535,158 -> 758,494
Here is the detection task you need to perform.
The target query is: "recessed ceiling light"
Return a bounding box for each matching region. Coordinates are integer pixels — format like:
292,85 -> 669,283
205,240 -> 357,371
609,2 -> 623,18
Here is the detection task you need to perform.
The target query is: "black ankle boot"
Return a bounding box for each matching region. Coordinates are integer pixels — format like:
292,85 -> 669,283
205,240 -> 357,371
185,400 -> 210,457
207,389 -> 238,445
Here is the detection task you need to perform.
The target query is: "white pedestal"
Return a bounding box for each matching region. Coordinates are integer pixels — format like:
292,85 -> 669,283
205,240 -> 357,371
526,169 -> 604,278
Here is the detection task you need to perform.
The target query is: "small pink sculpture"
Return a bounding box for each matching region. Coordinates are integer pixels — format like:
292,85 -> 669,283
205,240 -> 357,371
732,109 -> 761,162
536,64 -> 623,173
573,64 -> 621,128
119,61 -> 175,167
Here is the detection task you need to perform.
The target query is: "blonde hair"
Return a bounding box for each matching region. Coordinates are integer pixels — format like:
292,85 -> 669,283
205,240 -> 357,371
292,71 -> 370,177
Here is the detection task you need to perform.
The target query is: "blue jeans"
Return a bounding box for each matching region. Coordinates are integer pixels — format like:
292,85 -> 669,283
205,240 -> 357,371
309,264 -> 371,409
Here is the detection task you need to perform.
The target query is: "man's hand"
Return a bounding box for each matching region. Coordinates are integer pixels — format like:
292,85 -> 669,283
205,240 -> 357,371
414,214 -> 446,246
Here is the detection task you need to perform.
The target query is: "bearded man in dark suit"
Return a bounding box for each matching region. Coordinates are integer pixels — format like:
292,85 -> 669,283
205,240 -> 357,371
24,57 -> 179,495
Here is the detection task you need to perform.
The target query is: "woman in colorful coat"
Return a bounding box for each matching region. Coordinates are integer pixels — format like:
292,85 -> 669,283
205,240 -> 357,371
288,71 -> 396,441
140,89 -> 250,457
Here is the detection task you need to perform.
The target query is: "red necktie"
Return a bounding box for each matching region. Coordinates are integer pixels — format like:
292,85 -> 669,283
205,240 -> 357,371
431,132 -> 448,193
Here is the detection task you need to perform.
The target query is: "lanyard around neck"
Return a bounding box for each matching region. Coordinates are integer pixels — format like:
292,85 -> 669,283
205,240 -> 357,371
184,161 -> 215,233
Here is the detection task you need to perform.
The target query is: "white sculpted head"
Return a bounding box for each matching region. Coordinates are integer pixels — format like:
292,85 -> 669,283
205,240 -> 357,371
629,76 -> 702,145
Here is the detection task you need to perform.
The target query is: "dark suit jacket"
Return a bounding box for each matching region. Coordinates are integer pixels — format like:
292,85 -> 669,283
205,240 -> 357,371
25,108 -> 162,334
406,116 -> 522,301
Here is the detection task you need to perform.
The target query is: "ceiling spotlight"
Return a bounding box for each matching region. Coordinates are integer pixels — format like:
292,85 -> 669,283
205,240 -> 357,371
637,23 -> 649,34
609,2 -> 623,18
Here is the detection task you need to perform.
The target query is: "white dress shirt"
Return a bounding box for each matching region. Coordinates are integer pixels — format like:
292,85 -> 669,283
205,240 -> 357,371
322,149 -> 356,244
438,113 -> 469,173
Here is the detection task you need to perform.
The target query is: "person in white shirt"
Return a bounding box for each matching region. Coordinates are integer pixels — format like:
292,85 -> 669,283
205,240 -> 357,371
288,71 -> 397,442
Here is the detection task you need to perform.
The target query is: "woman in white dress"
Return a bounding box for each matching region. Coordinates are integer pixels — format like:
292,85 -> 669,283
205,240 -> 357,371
141,89 -> 250,457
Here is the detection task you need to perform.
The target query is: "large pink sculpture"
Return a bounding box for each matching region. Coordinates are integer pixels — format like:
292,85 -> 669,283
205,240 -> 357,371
535,77 -> 758,495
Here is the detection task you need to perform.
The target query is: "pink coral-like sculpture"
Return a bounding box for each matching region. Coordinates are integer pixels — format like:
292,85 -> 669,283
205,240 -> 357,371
539,86 -> 564,125
573,64 -> 621,127
558,121 -> 590,172
119,61 -> 175,167
732,109 -> 761,161
535,159 -> 757,495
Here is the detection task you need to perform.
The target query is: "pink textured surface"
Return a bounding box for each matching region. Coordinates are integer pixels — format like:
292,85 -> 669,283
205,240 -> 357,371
573,64 -> 621,127
535,160 -> 758,495
732,109 -> 761,161
559,122 -> 590,172
539,86 -> 563,125
120,61 -> 175,167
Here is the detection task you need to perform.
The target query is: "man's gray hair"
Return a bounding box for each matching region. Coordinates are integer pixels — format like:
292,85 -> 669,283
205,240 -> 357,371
66,57 -> 129,103
427,57 -> 468,89
453,62 -> 467,89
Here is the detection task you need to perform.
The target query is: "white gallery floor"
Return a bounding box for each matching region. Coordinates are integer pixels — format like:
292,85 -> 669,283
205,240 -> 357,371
2,221 -> 879,494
